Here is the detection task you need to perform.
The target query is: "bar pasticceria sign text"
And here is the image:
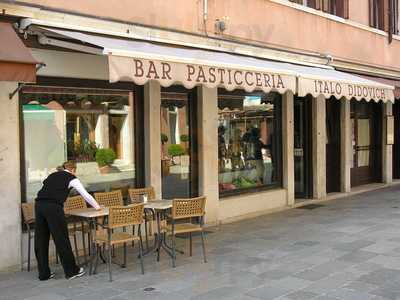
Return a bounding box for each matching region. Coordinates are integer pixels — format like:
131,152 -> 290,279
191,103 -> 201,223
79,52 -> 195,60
108,56 -> 296,93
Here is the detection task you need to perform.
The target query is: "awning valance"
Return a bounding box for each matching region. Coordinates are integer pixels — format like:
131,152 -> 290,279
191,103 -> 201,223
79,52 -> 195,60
34,27 -> 395,102
0,22 -> 39,83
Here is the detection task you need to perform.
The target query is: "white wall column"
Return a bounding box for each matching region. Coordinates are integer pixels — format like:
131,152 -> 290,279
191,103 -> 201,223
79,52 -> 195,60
312,95 -> 326,199
382,102 -> 393,184
144,81 -> 162,198
282,91 -> 295,206
95,113 -> 109,149
340,99 -> 352,192
0,82 -> 22,271
197,86 -> 219,225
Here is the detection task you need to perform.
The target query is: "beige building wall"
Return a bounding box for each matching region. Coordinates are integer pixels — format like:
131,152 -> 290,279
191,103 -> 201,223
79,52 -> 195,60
8,0 -> 400,71
0,82 -> 22,270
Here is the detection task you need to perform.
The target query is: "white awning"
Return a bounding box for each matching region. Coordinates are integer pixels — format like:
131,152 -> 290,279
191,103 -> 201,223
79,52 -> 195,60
34,27 -> 395,102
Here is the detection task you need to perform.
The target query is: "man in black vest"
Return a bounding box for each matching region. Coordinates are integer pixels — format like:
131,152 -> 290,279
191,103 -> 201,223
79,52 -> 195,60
34,161 -> 101,280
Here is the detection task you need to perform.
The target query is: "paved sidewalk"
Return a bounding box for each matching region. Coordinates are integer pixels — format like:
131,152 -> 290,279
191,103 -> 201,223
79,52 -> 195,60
3,186 -> 400,300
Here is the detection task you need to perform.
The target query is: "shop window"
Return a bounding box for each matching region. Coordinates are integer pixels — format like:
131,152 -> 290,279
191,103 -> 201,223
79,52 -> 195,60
289,0 -> 349,18
20,85 -> 138,200
218,90 -> 282,196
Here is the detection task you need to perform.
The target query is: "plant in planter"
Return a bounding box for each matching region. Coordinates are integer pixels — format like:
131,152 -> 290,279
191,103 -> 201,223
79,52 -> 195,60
168,144 -> 185,165
180,134 -> 189,153
95,148 -> 117,174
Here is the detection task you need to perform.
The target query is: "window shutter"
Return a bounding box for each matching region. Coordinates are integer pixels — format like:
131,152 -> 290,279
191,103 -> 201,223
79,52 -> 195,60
337,0 -> 349,18
369,0 -> 375,27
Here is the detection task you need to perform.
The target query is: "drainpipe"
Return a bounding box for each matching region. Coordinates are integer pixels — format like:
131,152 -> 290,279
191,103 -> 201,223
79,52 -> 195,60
203,0 -> 208,36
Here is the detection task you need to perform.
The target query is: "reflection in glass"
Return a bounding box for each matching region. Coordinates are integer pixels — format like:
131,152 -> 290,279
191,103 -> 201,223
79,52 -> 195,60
21,86 -> 136,200
357,119 -> 370,167
160,91 -> 192,199
218,91 -> 282,194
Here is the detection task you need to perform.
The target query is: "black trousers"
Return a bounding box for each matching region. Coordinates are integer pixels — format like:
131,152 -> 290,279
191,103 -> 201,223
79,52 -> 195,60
34,201 -> 79,279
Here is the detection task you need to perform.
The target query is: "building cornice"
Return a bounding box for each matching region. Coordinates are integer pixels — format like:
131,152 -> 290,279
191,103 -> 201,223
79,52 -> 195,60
1,1 -> 400,80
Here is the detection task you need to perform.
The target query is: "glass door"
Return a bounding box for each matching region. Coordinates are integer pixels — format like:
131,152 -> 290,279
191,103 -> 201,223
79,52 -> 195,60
294,96 -> 313,199
160,87 -> 198,199
350,100 -> 382,186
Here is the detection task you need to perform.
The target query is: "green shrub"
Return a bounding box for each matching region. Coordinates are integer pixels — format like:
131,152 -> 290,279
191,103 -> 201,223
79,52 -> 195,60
161,133 -> 169,144
180,134 -> 189,142
95,148 -> 116,167
168,144 -> 185,157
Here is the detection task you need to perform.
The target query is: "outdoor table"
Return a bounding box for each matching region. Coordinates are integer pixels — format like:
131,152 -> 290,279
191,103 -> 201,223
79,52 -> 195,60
142,200 -> 179,260
67,199 -> 175,274
67,207 -> 109,274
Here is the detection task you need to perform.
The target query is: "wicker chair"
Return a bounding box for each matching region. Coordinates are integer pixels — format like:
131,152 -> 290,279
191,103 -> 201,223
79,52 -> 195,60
94,190 -> 124,207
128,187 -> 156,249
111,185 -> 130,203
93,204 -> 145,281
64,195 -> 89,264
162,196 -> 207,267
21,202 -> 35,271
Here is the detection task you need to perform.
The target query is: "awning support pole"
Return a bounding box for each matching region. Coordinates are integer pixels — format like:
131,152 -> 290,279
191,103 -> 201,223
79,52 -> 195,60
9,63 -> 46,100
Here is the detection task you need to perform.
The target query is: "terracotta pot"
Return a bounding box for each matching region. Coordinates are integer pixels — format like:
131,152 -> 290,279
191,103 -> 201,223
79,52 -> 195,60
99,165 -> 112,174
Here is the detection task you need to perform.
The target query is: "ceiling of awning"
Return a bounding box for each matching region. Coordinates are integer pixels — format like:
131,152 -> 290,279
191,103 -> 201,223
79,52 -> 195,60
0,22 -> 39,83
32,26 -> 395,102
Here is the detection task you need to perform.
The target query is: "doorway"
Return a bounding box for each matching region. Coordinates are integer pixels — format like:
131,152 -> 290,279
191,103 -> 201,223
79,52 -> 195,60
326,98 -> 341,193
160,87 -> 198,199
294,96 -> 313,199
350,100 -> 382,187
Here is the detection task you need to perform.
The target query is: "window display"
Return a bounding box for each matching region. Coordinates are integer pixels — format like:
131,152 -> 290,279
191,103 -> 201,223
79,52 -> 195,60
218,90 -> 282,195
21,85 -> 136,200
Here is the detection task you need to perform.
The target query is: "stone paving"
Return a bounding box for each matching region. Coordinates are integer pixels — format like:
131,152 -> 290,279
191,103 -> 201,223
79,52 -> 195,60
3,186 -> 400,299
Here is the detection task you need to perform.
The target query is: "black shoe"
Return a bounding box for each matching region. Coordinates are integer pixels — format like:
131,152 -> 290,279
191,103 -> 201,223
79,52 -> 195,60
39,272 -> 55,281
67,267 -> 85,280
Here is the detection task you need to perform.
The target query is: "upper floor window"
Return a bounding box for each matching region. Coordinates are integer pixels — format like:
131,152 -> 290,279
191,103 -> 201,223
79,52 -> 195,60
370,0 -> 386,30
289,0 -> 349,18
369,0 -> 399,35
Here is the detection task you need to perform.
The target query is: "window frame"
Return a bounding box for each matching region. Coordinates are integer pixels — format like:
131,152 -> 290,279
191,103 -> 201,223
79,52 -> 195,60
217,88 -> 283,198
18,76 -> 145,202
290,0 -> 349,18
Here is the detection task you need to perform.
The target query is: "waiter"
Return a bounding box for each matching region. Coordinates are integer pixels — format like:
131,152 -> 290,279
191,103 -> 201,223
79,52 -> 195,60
34,160 -> 101,280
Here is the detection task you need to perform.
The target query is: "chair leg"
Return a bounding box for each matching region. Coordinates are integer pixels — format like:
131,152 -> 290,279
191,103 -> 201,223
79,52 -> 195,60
138,238 -> 145,275
27,227 -> 31,272
144,219 -> 149,250
123,243 -> 127,268
200,230 -> 207,263
81,223 -> 87,261
93,244 -> 100,274
131,226 -> 135,247
108,240 -> 112,282
172,233 -> 176,268
73,232 -> 80,265
189,232 -> 193,257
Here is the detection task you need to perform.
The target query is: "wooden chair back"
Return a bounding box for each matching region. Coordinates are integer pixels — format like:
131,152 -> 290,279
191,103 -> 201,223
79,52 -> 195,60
128,187 -> 156,203
21,202 -> 35,224
64,195 -> 87,212
108,204 -> 144,229
94,190 -> 123,207
172,196 -> 206,220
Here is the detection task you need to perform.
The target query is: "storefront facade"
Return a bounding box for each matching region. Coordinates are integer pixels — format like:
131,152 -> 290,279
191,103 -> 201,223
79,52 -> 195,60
1,0 -> 400,271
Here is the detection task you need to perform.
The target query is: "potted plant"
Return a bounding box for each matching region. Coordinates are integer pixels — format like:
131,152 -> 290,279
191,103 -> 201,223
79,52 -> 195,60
161,133 -> 170,176
95,148 -> 117,174
168,144 -> 185,165
180,134 -> 189,153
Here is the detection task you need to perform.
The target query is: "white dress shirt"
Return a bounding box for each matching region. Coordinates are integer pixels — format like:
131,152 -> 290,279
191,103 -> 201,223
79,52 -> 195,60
65,171 -> 100,209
